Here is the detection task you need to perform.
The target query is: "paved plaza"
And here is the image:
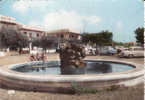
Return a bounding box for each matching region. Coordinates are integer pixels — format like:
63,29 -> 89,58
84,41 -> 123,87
0,53 -> 144,66
0,53 -> 144,100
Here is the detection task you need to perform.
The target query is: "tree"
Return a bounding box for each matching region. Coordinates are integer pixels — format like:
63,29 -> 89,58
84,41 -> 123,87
81,33 -> 91,44
0,27 -> 29,50
112,41 -> 124,46
134,27 -> 144,45
96,31 -> 113,46
82,31 -> 113,46
32,38 -> 41,47
33,36 -> 58,51
32,35 -> 82,51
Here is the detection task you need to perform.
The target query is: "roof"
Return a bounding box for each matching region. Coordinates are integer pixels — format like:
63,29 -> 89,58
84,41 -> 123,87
20,25 -> 44,32
0,15 -> 16,24
47,29 -> 80,34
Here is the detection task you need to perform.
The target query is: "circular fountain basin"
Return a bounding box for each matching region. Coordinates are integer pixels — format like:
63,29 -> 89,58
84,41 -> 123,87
11,61 -> 135,75
0,59 -> 143,93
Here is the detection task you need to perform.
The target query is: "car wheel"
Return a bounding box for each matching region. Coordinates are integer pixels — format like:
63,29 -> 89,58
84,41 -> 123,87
128,54 -> 133,58
120,55 -> 123,58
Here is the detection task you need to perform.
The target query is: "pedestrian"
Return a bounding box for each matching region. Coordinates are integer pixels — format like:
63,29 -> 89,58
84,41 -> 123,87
29,54 -> 35,61
41,52 -> 47,62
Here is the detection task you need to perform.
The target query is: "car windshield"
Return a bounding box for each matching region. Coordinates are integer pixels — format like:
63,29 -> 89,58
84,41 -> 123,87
129,47 -> 144,51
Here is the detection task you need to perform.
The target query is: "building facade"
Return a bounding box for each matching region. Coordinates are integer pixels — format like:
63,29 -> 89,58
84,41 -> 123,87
46,29 -> 81,40
0,15 -> 19,31
19,25 -> 45,40
0,15 -> 45,40
0,15 -> 81,41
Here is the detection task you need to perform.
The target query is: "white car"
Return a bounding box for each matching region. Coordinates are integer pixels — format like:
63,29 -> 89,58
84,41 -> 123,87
84,47 -> 96,56
119,47 -> 144,58
46,49 -> 56,53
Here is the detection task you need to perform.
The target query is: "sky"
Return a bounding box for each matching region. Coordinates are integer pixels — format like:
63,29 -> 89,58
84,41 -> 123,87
0,0 -> 144,42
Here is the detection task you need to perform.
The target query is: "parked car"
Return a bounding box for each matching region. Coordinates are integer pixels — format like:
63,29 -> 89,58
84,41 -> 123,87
117,48 -> 129,54
88,48 -> 96,56
107,49 -> 117,55
119,46 -> 144,58
46,49 -> 56,53
99,49 -> 108,55
87,48 -> 97,56
84,46 -> 96,56
99,48 -> 117,55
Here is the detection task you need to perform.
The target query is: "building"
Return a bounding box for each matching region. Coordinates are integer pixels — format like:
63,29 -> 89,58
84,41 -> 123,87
0,15 -> 45,40
0,15 -> 19,31
0,15 -> 81,41
46,29 -> 81,40
125,42 -> 137,46
19,25 -> 45,40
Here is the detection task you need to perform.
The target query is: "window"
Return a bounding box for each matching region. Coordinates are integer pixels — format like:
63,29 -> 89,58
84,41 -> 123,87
29,33 -> 32,38
69,35 -> 74,38
129,47 -> 144,51
61,34 -> 64,38
24,32 -> 27,35
37,33 -> 39,37
134,48 -> 143,51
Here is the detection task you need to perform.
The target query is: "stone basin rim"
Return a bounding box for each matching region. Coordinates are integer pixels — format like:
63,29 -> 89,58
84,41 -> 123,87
0,59 -> 143,82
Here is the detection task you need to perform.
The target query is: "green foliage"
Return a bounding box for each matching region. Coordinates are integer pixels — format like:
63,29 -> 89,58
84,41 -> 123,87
112,41 -> 124,46
0,27 -> 29,49
82,31 -> 113,46
134,27 -> 144,45
32,36 -> 58,50
71,82 -> 98,94
32,36 -> 82,50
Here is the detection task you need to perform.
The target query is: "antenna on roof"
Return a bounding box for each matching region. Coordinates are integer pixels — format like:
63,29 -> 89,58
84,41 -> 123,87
82,20 -> 87,34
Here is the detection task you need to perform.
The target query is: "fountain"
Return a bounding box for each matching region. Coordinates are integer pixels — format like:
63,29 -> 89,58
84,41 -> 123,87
0,43 -> 143,93
59,43 -> 86,74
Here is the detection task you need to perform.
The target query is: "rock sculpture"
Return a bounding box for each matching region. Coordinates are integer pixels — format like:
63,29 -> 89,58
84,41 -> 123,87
59,43 -> 86,69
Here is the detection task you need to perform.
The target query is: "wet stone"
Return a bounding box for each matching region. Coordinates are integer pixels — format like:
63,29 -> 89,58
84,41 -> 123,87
59,43 -> 86,69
